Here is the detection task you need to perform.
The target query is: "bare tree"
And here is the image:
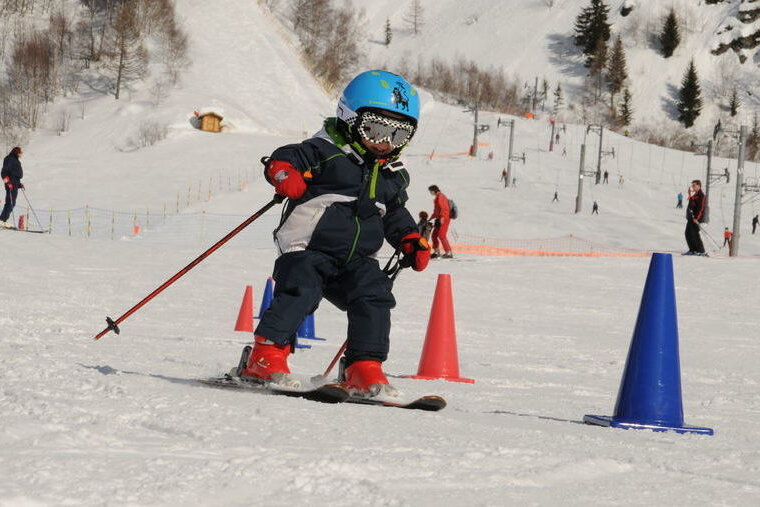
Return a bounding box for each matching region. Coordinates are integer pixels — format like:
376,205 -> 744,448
403,0 -> 424,35
49,8 -> 73,64
291,0 -> 331,60
7,29 -> 55,128
317,3 -> 364,85
105,2 -> 148,99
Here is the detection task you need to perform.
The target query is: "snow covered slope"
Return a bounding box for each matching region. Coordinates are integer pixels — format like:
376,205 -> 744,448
2,1 -> 760,506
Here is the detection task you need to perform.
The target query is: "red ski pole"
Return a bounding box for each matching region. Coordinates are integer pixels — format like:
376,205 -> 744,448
93,195 -> 284,340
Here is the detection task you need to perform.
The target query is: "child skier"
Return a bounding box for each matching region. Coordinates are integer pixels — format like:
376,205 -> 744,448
417,210 -> 433,242
234,70 -> 430,396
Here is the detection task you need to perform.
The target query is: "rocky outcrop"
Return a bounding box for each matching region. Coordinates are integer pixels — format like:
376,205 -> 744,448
711,1 -> 760,62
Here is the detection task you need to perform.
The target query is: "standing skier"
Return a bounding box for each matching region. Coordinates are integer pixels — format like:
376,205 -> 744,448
1,146 -> 23,228
684,180 -> 706,255
752,214 -> 758,234
676,192 -> 683,209
233,70 -> 429,396
428,184 -> 453,258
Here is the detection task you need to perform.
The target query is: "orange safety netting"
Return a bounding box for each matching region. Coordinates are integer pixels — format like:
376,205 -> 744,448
449,233 -> 649,258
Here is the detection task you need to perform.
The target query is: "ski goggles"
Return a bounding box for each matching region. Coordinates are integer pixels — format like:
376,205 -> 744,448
356,111 -> 416,148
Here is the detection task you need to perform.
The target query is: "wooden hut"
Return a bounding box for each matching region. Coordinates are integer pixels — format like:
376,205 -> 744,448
198,111 -> 223,133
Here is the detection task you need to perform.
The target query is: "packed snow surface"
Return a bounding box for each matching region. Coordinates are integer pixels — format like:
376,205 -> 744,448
2,1 -> 760,505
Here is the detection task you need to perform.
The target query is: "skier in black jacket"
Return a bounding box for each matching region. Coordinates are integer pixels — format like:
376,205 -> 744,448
684,179 -> 706,255
1,147 -> 23,227
235,71 -> 430,395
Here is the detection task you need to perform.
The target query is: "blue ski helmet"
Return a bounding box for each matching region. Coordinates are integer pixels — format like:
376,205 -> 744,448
337,70 -> 420,127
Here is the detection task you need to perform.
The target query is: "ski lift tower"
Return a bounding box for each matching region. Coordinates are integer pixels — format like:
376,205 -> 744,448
585,124 -> 614,184
464,102 -> 490,157
576,124 -> 614,213
714,123 -> 748,257
497,117 -> 527,188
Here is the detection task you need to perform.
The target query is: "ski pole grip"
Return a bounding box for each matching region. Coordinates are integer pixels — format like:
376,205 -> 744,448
106,316 -> 120,335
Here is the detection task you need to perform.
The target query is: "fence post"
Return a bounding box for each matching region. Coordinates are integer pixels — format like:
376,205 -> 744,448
67,209 -> 71,236
48,208 -> 53,233
86,205 -> 91,238
111,210 -> 115,240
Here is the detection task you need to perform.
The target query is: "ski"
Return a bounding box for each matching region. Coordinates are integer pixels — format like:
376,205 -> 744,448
0,226 -> 48,234
345,394 -> 447,411
197,374 -> 350,404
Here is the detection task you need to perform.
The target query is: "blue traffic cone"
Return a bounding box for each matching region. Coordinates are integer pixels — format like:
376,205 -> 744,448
254,277 -> 311,349
584,253 -> 713,435
297,313 -> 326,342
256,277 -> 275,319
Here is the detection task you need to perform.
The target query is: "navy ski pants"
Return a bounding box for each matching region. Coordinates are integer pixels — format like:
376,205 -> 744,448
255,250 -> 396,364
0,186 -> 18,222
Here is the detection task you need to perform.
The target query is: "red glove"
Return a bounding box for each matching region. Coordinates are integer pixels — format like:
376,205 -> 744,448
400,232 -> 431,272
2,176 -> 12,190
265,160 -> 306,199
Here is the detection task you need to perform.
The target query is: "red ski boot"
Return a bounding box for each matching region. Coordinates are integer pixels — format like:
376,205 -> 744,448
239,336 -> 293,384
342,360 -> 398,397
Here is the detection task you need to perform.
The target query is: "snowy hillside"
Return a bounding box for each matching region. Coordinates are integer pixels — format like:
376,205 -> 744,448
2,0 -> 760,505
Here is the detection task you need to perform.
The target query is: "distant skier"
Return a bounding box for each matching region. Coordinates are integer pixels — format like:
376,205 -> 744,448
552,190 -> 559,202
676,192 -> 683,209
603,170 -> 609,184
753,214 -> 759,234
429,184 -> 453,258
723,227 -> 733,248
1,146 -> 24,228
230,70 -> 429,395
500,168 -> 508,188
684,180 -> 706,256
592,200 -> 599,214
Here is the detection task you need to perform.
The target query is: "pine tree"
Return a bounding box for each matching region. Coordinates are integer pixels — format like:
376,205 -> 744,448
384,18 -> 392,45
589,36 -> 608,101
729,87 -> 740,117
607,35 -> 628,113
541,78 -> 549,110
660,9 -> 680,58
677,60 -> 703,128
573,4 -> 592,48
553,82 -> 564,116
574,0 -> 610,64
620,87 -> 633,126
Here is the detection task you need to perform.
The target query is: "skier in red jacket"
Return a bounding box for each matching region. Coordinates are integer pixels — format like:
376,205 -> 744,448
428,184 -> 453,258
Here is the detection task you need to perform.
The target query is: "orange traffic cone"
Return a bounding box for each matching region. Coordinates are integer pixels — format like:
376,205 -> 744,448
234,285 -> 255,332
410,274 -> 474,383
